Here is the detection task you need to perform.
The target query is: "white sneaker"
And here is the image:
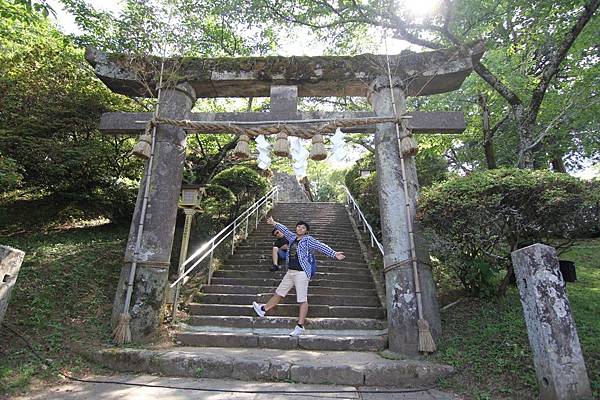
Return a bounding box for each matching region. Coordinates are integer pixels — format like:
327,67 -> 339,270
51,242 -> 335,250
289,325 -> 305,337
252,301 -> 265,317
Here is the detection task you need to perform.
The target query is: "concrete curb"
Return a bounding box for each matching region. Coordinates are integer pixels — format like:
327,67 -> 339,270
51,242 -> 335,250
85,347 -> 454,387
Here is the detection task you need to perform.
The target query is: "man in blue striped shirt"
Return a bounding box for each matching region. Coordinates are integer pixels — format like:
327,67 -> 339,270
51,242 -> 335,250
252,216 -> 345,336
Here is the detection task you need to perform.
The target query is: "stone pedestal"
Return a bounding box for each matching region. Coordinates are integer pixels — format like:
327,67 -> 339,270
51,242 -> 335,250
0,245 -> 25,326
369,78 -> 441,355
111,83 -> 196,341
511,244 -> 592,400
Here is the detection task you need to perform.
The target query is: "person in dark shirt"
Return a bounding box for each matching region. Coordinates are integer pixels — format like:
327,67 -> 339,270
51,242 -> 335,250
271,228 -> 288,272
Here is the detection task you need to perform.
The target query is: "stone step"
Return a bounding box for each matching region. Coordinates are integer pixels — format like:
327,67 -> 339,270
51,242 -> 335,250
90,347 -> 454,386
241,233 -> 357,239
212,270 -> 374,283
195,293 -> 381,307
224,259 -> 368,268
252,226 -> 356,232
235,240 -> 362,248
227,258 -> 366,266
219,264 -> 372,275
261,209 -> 347,212
254,226 -> 355,231
209,277 -> 376,289
175,332 -> 387,351
186,315 -> 386,331
188,303 -> 385,319
222,257 -> 369,274
239,243 -> 361,251
248,234 -> 359,241
231,249 -> 365,258
240,242 -> 361,250
201,284 -> 378,297
235,244 -> 363,252
264,219 -> 349,222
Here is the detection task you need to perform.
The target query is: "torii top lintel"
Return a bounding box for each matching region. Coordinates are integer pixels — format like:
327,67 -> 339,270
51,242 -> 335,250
85,41 -> 484,99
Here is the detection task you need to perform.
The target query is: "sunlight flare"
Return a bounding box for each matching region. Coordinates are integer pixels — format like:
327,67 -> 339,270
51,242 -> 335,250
401,0 -> 438,16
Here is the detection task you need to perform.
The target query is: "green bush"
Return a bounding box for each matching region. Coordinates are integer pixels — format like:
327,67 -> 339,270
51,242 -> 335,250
352,174 -> 380,233
93,181 -> 138,225
0,153 -> 23,193
209,165 -> 269,218
192,184 -> 236,235
419,168 -> 595,296
581,179 -> 600,237
344,154 -> 381,236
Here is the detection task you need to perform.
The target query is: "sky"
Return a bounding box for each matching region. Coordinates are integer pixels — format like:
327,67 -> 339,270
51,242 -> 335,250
47,0 -> 121,35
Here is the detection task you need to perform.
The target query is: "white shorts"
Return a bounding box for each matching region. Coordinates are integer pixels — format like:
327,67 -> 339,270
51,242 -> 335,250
275,270 -> 310,303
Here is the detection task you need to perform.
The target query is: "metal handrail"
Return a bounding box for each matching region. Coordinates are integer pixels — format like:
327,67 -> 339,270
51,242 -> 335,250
170,186 -> 280,288
342,186 -> 384,255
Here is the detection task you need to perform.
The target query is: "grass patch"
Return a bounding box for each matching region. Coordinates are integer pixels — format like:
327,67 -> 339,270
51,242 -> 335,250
0,197 -> 128,397
434,238 -> 600,399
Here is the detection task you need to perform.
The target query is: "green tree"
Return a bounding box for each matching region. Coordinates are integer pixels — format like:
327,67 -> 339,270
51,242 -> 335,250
249,0 -> 599,171
306,159 -> 347,202
0,12 -> 142,219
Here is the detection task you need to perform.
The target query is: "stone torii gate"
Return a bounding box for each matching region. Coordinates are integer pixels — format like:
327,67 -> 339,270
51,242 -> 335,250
87,42 -> 484,355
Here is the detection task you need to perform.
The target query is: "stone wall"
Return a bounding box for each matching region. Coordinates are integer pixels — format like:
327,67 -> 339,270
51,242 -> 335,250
273,172 -> 310,203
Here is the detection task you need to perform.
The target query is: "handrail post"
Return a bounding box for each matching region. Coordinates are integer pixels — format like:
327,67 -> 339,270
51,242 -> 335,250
245,216 -> 249,239
255,203 -> 259,229
231,221 -> 237,255
207,242 -> 215,285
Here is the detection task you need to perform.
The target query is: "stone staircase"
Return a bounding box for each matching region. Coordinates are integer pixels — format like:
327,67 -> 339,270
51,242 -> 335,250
176,202 -> 388,351
89,202 -> 454,387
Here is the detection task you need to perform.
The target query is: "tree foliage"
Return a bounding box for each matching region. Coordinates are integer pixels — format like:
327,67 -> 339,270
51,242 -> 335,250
210,165 -> 269,215
60,0 -> 278,57
247,0 -> 599,172
0,8 -> 142,219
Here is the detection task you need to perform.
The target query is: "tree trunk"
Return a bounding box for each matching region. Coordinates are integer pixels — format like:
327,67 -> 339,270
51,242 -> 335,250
478,93 -> 497,169
497,262 -> 515,297
551,156 -> 567,173
515,106 -> 536,169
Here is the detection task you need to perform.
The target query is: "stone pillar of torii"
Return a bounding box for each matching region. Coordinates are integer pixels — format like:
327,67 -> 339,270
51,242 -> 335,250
86,42 -> 484,354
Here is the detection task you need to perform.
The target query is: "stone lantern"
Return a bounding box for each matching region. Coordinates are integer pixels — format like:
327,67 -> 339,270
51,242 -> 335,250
172,184 -> 204,317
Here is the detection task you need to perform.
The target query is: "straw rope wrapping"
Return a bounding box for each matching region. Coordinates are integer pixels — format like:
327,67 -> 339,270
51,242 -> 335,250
143,116 -> 405,139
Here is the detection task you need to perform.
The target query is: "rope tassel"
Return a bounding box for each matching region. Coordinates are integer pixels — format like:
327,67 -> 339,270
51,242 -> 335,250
112,313 -> 131,344
131,134 -> 152,159
273,131 -> 290,157
309,134 -> 327,161
417,319 -> 437,353
400,136 -> 418,157
400,120 -> 418,157
233,133 -> 251,159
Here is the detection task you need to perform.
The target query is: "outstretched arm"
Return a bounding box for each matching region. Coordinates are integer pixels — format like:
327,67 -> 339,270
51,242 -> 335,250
308,237 -> 345,260
267,216 -> 295,243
